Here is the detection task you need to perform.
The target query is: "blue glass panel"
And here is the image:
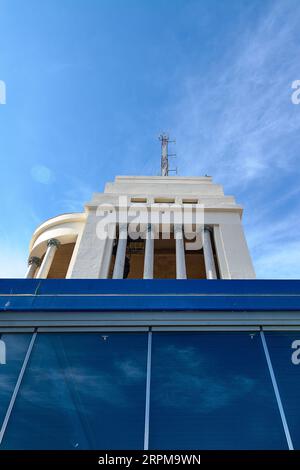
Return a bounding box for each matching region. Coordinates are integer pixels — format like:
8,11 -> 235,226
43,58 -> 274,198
265,331 -> 300,449
1,333 -> 147,449
150,332 -> 287,449
0,333 -> 32,429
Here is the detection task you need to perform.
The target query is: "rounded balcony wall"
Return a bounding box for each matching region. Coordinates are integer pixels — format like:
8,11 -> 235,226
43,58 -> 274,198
29,213 -> 86,258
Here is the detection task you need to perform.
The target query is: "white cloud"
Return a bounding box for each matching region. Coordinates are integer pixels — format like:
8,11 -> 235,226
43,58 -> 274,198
167,0 -> 300,278
116,359 -> 145,380
254,241 -> 300,279
153,344 -> 257,412
172,3 -> 300,184
61,178 -> 94,212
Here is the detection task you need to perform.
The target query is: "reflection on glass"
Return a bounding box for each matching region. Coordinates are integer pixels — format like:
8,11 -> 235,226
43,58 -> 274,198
0,333 -> 32,430
150,332 -> 287,449
265,331 -> 300,449
1,333 -> 147,449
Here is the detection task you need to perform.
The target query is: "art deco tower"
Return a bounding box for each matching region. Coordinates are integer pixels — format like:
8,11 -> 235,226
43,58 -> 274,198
26,138 -> 255,281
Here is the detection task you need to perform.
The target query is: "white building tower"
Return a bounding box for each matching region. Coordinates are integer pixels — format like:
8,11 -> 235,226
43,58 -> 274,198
26,142 -> 255,280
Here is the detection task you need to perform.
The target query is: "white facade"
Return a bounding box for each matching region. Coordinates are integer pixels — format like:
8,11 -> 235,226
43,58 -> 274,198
26,175 -> 255,280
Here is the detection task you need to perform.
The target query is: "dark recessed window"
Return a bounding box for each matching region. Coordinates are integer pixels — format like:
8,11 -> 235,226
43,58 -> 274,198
182,199 -> 198,204
131,198 -> 147,203
154,198 -> 175,204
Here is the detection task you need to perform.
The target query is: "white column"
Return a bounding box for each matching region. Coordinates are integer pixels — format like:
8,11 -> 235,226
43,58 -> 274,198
99,222 -> 116,279
143,224 -> 154,279
175,224 -> 187,279
25,256 -> 41,279
112,224 -> 128,279
36,238 -> 60,279
99,237 -> 113,278
203,227 -> 217,279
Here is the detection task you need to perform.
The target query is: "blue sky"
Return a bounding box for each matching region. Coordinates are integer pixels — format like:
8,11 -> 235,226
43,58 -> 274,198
0,0 -> 300,278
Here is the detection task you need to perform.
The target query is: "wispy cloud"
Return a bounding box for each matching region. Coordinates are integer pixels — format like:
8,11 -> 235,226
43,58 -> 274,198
60,177 -> 94,212
167,0 -> 300,277
153,344 -> 257,412
116,359 -> 146,381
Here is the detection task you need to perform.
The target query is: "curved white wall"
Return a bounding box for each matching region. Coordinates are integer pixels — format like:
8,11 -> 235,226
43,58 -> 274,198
28,212 -> 86,278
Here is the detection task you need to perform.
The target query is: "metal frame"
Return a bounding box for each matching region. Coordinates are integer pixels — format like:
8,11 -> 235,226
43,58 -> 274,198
152,326 -> 260,331
37,326 -> 149,333
2,325 -> 300,332
1,310 -> 300,329
0,331 -> 37,445
144,330 -> 152,450
0,328 -> 35,333
262,326 -> 300,331
260,330 -> 294,450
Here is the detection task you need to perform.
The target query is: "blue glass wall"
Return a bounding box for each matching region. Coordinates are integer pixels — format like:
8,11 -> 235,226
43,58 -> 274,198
1,333 -> 148,450
1,330 -> 300,450
149,332 -> 286,449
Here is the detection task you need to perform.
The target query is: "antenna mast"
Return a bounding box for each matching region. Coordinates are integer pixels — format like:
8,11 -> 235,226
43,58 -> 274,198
159,133 -> 176,176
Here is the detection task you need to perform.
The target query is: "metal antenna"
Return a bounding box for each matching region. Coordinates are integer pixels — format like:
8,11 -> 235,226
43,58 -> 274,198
159,133 -> 176,176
